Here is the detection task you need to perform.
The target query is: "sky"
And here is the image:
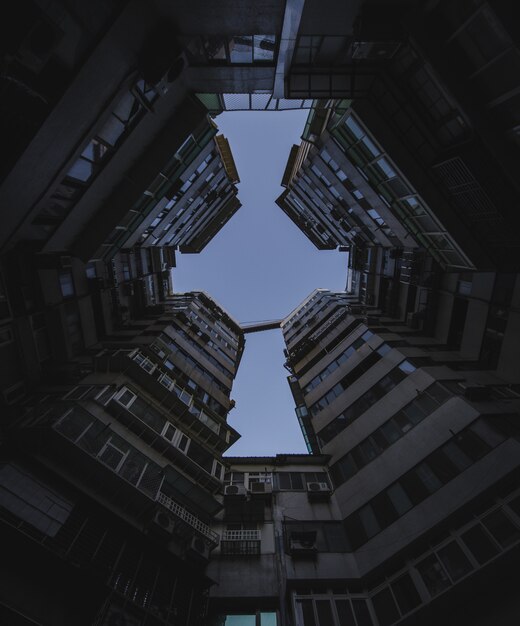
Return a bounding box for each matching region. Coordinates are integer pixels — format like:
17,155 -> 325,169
174,110 -> 347,456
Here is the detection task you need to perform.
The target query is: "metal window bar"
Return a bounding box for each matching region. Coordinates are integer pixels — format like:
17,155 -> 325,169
222,529 -> 261,541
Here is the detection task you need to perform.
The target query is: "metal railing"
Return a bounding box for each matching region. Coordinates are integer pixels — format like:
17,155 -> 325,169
156,492 -> 219,544
222,529 -> 261,541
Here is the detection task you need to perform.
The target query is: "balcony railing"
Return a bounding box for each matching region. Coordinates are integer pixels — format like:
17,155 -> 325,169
156,492 -> 219,545
222,529 -> 261,541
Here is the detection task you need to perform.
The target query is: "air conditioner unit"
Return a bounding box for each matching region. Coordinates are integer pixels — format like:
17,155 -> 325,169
224,484 -> 247,497
307,482 -> 331,494
290,533 -> 318,557
249,482 -> 273,495
150,509 -> 176,535
187,535 -> 210,561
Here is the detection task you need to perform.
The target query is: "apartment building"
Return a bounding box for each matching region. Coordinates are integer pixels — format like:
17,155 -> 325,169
280,287 -> 520,625
0,291 -> 244,625
1,1 -> 520,625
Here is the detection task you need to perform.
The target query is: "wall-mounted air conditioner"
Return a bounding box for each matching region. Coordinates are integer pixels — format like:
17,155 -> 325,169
307,482 -> 331,500
187,535 -> 210,561
150,509 -> 176,535
224,484 -> 247,497
290,532 -> 317,557
307,482 -> 330,493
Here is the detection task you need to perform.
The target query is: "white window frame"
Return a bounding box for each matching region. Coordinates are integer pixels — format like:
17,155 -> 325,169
212,460 -> 224,480
115,387 -> 137,409
97,437 -> 129,472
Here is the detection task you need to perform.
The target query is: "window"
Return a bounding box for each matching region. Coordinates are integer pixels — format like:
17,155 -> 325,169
162,422 -> 177,442
98,437 -> 128,471
436,541 -> 473,582
186,440 -> 213,473
481,510 -> 520,549
59,270 -> 75,298
390,573 -> 421,615
277,472 -> 304,490
371,588 -> 399,626
133,352 -> 155,373
116,388 -> 137,408
213,461 -> 224,480
416,554 -> 451,597
224,471 -> 245,486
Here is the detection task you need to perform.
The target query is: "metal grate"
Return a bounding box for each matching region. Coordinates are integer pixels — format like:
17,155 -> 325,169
221,93 -> 313,111
156,492 -> 219,544
433,157 -> 499,219
222,529 -> 261,541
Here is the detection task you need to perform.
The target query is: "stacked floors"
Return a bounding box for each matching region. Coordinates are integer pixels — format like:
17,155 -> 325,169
0,292 -> 244,625
278,286 -> 520,625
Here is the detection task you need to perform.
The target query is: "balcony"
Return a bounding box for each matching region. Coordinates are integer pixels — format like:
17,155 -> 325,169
220,530 -> 261,555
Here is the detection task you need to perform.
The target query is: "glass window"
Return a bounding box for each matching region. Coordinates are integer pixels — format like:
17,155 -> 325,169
437,541 -> 473,582
55,408 -> 92,441
375,158 -> 396,179
359,505 -> 380,539
345,117 -> 364,140
371,587 -> 400,626
394,412 -> 412,433
377,343 -> 391,356
297,600 -> 316,626
334,600 -> 356,626
402,403 -> 426,425
387,482 -> 413,516
481,509 -> 520,548
59,271 -> 75,298
260,613 -> 277,626
398,360 -> 416,374
400,471 -> 430,505
371,492 -> 398,528
442,440 -> 472,472
381,419 -> 401,444
360,438 -> 379,462
334,453 -> 357,483
316,601 -> 334,626
461,525 -> 499,564
427,449 -> 460,484
344,513 -> 367,549
99,438 -> 127,470
415,463 -> 443,493
391,573 -> 421,615
97,115 -> 125,145
351,599 -> 373,626
163,423 -> 176,442
67,158 -> 94,182
416,554 -> 451,597
361,136 -> 380,157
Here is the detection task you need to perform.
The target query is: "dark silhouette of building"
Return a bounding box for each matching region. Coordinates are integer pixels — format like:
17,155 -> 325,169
1,1 -> 520,625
